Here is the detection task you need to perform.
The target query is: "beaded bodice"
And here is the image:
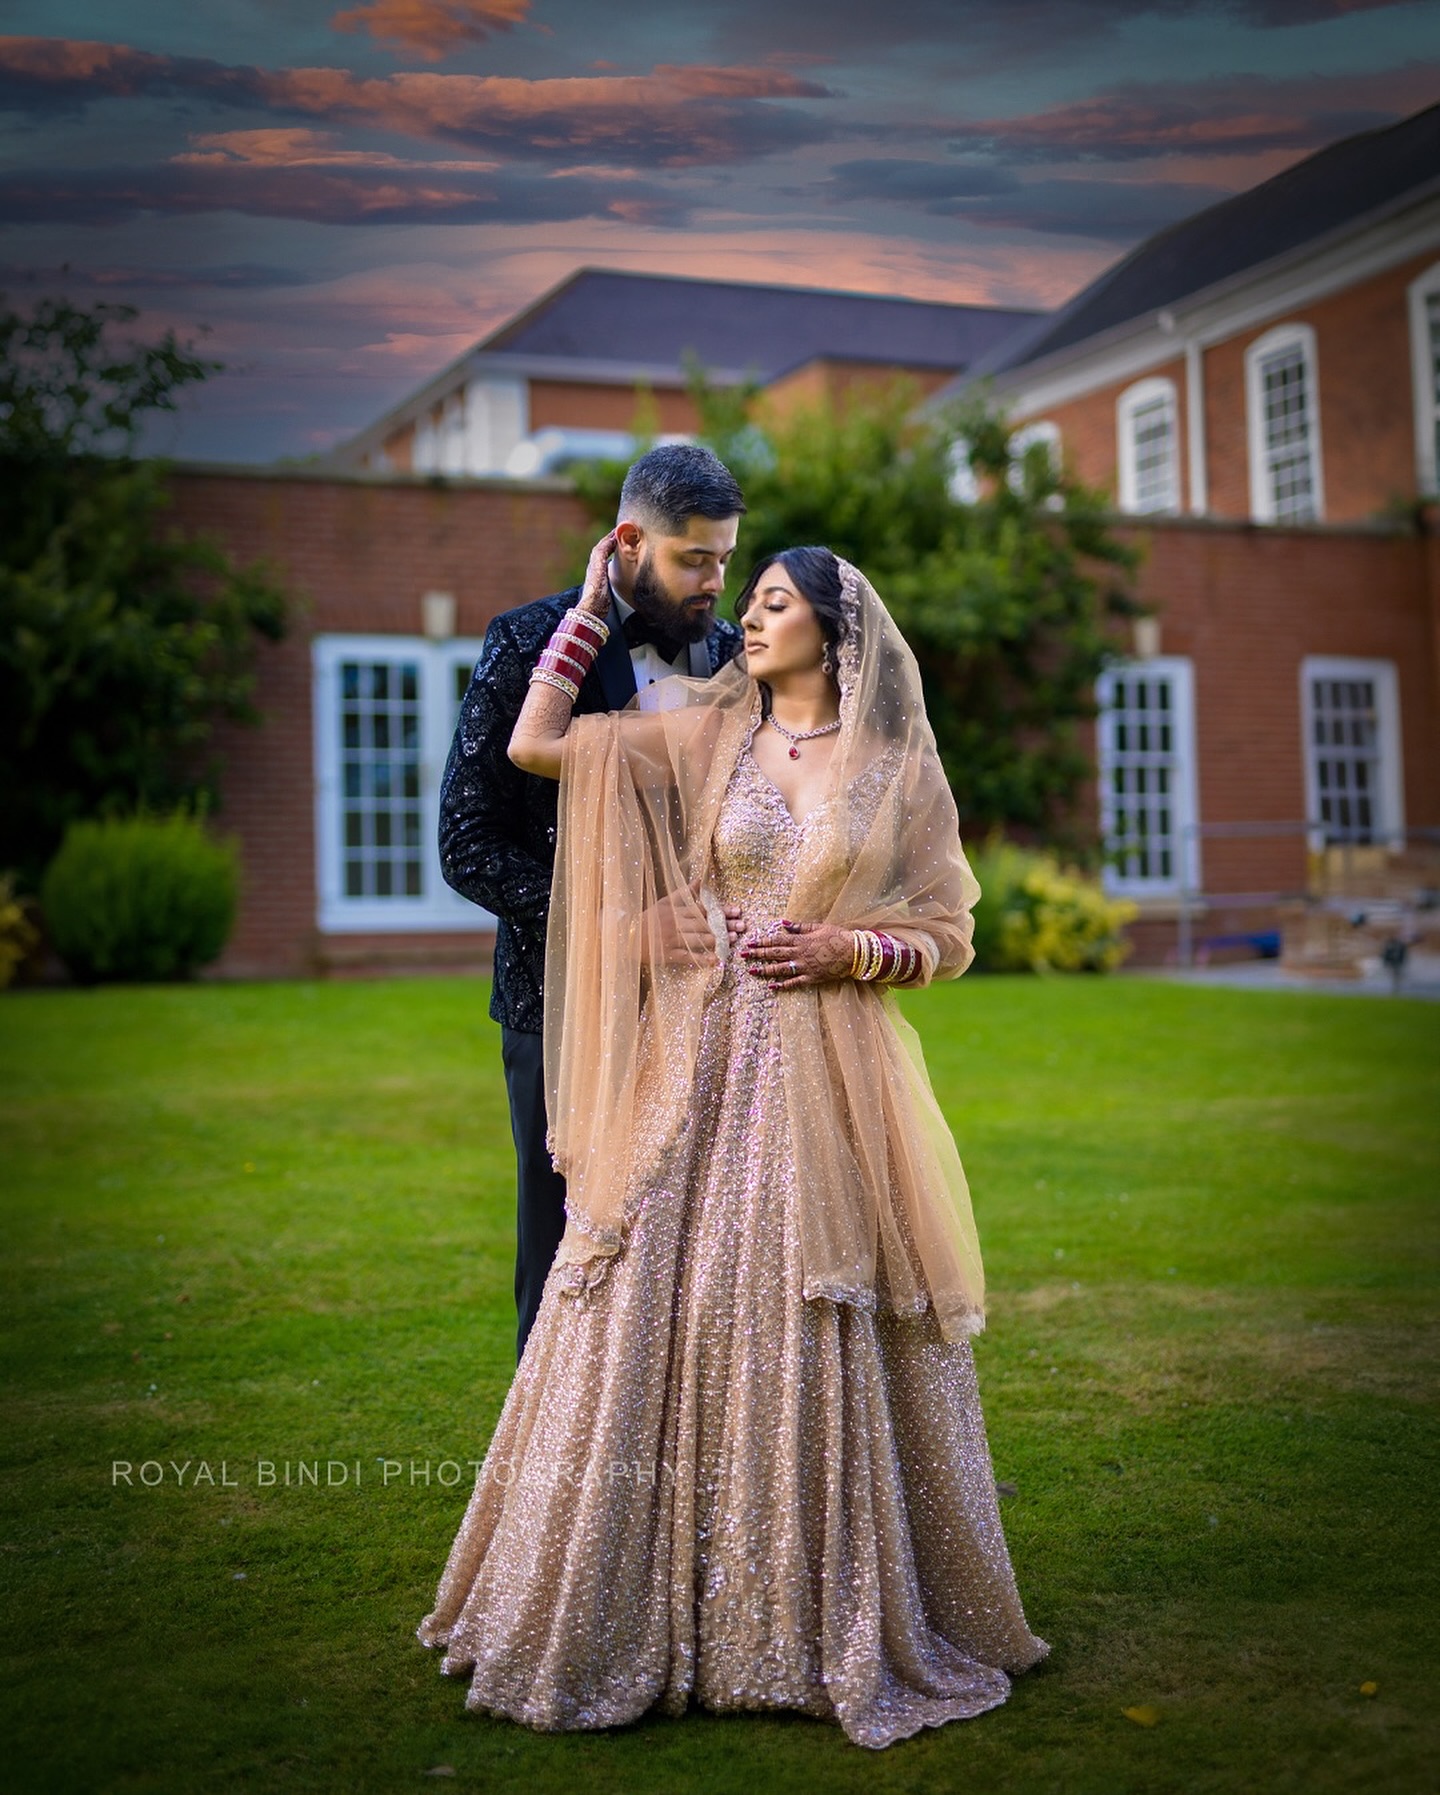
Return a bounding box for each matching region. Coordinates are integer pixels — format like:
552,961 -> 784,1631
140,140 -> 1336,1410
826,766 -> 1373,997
709,745 -> 812,924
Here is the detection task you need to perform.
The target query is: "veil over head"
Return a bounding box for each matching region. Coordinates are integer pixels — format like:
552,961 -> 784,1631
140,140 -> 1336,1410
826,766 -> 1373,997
543,558 -> 987,1341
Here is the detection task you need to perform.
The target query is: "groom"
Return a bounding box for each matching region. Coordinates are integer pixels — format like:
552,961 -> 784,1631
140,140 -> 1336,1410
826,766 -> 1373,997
438,443 -> 747,1361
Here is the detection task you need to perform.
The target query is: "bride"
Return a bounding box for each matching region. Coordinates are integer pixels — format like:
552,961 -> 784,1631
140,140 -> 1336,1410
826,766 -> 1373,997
416,536 -> 1049,1750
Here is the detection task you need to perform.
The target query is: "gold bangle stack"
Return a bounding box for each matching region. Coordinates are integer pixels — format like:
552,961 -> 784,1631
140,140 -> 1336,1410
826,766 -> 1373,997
850,930 -> 882,980
850,929 -> 921,984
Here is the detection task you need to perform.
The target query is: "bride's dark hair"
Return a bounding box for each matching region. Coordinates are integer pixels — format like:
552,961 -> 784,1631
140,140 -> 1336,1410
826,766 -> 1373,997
734,547 -> 846,677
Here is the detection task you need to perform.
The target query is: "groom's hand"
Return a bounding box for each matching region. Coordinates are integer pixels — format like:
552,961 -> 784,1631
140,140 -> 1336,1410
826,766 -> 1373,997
644,876 -> 721,968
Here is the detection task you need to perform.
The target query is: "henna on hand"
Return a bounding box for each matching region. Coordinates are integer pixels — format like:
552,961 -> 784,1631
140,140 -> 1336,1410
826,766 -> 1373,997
579,530 -> 618,618
737,919 -> 854,989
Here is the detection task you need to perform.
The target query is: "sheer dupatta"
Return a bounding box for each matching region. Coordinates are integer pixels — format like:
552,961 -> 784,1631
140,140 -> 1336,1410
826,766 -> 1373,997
543,561 -> 988,1342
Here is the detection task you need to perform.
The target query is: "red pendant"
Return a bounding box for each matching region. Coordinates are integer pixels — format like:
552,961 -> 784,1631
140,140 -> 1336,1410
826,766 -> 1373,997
788,745 -> 800,759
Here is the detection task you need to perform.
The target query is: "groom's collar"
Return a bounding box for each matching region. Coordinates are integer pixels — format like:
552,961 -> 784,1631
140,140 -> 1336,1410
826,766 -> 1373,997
610,580 -> 710,678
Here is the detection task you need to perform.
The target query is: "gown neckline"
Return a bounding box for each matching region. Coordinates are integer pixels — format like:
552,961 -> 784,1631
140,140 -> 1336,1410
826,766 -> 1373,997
741,740 -> 830,832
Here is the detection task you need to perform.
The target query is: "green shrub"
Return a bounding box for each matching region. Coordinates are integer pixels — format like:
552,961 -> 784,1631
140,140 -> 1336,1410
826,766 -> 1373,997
40,814 -> 238,983
0,872 -> 40,988
967,833 -> 1137,973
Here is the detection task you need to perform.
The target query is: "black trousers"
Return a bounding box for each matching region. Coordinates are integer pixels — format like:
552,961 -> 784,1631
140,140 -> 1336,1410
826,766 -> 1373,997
500,1026 -> 568,1364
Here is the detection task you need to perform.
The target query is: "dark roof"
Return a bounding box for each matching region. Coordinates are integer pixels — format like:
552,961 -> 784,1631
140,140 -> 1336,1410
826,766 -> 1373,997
481,268 -> 1040,380
977,101 -> 1440,378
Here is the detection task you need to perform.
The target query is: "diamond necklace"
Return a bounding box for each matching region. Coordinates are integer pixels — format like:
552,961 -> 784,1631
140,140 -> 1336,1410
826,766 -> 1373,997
765,711 -> 841,760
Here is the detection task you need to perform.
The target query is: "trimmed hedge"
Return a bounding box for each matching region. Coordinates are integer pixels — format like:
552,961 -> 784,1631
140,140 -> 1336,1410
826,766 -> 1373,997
40,814 -> 238,984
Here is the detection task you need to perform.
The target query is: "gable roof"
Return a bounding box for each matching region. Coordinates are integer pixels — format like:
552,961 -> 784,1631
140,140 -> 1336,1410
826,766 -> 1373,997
972,100 -> 1440,380
480,267 -> 1039,380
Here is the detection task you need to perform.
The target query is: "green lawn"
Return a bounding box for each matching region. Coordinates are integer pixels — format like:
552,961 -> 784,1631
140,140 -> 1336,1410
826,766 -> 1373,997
1,976 -> 1436,1794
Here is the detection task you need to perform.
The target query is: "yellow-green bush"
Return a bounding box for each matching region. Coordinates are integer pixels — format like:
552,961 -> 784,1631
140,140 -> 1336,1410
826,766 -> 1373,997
968,835 -> 1137,973
0,873 -> 39,988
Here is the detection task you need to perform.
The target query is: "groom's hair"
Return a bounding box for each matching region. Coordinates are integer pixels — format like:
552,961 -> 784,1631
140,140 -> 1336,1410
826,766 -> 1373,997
618,443 -> 746,535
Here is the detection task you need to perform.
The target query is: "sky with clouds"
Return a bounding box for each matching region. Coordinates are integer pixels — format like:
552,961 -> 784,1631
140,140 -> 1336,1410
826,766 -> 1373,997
1,0 -> 1435,460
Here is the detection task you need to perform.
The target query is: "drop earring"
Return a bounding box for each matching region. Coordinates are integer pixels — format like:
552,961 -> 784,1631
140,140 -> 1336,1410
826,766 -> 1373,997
821,644 -> 835,678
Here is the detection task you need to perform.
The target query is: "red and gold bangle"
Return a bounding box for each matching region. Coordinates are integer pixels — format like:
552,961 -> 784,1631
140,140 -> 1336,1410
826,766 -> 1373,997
530,608 -> 608,704
851,929 -> 921,984
880,934 -> 913,984
537,644 -> 591,683
529,667 -> 580,702
561,607 -> 610,650
880,934 -> 920,984
540,637 -> 594,676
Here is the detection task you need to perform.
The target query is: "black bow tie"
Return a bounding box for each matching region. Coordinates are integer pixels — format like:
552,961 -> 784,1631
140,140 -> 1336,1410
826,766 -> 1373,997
621,609 -> 689,665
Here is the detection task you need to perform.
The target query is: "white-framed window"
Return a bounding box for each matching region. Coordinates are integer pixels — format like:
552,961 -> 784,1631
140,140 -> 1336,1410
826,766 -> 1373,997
312,634 -> 494,933
945,423 -> 1059,506
1007,419 -> 1061,497
463,376 -> 528,475
413,408 -> 439,474
945,436 -> 980,506
1300,656 -> 1404,851
1246,322 -> 1324,523
1095,656 -> 1201,897
1117,376 -> 1181,514
1407,261 -> 1440,496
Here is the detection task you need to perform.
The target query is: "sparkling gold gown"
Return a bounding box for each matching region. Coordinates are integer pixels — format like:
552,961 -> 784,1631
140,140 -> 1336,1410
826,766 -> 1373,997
417,744 -> 1050,1749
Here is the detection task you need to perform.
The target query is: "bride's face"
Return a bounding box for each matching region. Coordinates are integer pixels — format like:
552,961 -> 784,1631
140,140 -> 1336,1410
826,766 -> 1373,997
740,563 -> 827,680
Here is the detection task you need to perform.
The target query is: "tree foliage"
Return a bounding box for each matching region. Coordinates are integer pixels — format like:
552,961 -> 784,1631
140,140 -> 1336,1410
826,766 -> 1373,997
570,370 -> 1143,852
0,297 -> 288,886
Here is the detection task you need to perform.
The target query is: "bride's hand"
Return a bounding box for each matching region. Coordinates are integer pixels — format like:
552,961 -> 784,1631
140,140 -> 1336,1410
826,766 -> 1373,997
579,530 -> 618,618
739,920 -> 854,988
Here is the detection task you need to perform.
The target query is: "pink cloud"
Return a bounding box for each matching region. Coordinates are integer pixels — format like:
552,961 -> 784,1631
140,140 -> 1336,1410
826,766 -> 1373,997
330,0 -> 532,62
250,62 -> 831,164
0,38 -> 834,167
174,126 -> 500,172
946,63 -> 1440,163
0,36 -> 165,84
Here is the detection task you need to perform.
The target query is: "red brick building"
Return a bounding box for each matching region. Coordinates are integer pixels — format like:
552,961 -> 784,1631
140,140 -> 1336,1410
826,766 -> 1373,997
327,268 -> 1037,480
167,465 -> 1440,980
167,109 -> 1440,979
934,103 -> 1440,951
947,105 -> 1440,528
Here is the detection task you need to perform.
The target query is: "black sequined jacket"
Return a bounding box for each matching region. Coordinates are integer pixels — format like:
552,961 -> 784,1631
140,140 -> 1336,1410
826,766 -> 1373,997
438,586 -> 743,1031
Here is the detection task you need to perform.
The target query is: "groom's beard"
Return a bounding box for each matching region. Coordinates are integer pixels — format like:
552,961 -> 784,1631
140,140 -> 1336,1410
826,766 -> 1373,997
630,552 -> 714,646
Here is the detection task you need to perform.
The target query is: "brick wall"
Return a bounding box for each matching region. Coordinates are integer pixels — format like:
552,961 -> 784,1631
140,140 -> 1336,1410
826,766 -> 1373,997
164,468 -> 1439,976
166,467 -> 589,978
1203,250 -> 1434,522
1026,354 -> 1189,507
761,359 -> 956,421
526,378 -> 699,434
1113,516 -> 1440,954
1014,250 -> 1440,524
